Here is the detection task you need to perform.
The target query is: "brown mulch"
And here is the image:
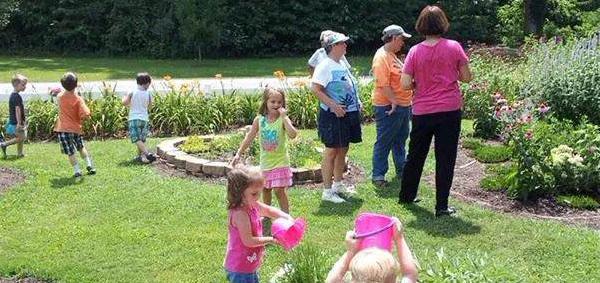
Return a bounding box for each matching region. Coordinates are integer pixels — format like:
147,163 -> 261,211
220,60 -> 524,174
0,167 -> 26,195
152,159 -> 366,190
423,142 -> 600,230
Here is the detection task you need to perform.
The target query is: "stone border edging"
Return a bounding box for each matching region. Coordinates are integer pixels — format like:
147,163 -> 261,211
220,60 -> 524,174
156,136 -> 325,184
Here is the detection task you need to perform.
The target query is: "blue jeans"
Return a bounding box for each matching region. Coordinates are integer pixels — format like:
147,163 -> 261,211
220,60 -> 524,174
372,105 -> 411,181
225,269 -> 259,283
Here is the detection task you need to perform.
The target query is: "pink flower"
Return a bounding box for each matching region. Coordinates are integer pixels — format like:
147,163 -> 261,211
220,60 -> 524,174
539,103 -> 549,114
49,86 -> 61,97
493,92 -> 503,100
521,114 -> 532,123
496,98 -> 508,105
524,129 -> 533,140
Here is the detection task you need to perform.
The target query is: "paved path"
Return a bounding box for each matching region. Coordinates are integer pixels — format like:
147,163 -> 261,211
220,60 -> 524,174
0,76 -> 373,101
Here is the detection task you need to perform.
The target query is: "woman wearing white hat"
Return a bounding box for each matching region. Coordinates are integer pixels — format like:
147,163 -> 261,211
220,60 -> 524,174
311,32 -> 362,203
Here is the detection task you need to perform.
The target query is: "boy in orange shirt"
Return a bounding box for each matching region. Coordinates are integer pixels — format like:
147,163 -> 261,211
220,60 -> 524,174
371,25 -> 413,188
53,72 -> 96,179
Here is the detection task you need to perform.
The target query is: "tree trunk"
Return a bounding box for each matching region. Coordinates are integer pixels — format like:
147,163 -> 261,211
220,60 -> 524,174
197,46 -> 202,62
524,0 -> 547,35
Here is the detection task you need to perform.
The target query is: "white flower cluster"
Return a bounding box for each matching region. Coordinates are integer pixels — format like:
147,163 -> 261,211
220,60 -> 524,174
550,145 -> 584,167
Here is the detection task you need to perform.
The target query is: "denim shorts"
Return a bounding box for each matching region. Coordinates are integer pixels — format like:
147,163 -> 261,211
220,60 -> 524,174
317,108 -> 362,148
225,269 -> 259,283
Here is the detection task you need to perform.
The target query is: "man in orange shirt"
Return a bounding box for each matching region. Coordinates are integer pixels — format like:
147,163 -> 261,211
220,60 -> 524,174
53,72 -> 96,180
371,25 -> 413,188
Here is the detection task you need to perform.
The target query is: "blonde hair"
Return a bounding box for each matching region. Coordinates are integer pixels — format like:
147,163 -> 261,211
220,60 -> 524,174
258,87 -> 286,116
350,248 -> 399,283
226,166 -> 265,209
11,74 -> 28,88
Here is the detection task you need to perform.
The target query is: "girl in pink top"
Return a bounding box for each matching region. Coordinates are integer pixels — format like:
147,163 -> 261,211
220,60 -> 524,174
224,166 -> 293,282
398,5 -> 472,217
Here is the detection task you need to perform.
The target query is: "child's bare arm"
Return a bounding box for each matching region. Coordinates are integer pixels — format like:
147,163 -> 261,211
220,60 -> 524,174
15,106 -> 23,127
257,201 -> 293,221
78,97 -> 91,120
282,115 -> 298,139
326,231 -> 358,283
392,218 -> 418,283
231,117 -> 259,165
122,92 -> 132,107
231,209 -> 276,248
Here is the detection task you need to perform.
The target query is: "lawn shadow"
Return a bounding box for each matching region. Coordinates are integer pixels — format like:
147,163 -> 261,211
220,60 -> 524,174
314,196 -> 364,216
117,159 -> 146,167
374,178 -> 401,199
50,176 -> 82,188
1,155 -> 22,161
403,204 -> 481,238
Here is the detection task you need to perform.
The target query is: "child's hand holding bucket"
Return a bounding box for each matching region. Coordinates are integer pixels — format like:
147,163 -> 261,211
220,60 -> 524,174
271,217 -> 307,251
344,230 -> 359,254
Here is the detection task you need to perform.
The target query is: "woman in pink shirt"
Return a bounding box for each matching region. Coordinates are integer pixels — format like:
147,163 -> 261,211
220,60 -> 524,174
398,5 -> 472,217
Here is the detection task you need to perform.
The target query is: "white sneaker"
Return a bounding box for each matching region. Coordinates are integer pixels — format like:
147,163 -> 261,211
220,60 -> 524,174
322,189 -> 346,203
333,183 -> 357,195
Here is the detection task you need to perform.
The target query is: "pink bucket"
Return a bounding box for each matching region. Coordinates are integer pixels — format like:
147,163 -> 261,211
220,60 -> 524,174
272,218 -> 307,251
354,212 -> 395,251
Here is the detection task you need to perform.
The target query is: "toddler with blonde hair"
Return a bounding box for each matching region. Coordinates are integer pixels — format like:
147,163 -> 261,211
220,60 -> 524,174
326,217 -> 418,283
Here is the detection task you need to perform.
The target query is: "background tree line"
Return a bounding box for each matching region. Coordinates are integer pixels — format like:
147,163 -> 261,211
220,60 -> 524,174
0,0 -> 598,59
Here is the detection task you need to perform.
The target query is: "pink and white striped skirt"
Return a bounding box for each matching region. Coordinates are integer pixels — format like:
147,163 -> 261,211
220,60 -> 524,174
263,167 -> 293,189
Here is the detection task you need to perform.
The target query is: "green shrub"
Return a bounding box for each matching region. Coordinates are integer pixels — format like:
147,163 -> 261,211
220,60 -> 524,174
522,33 -> 600,125
286,84 -> 319,129
26,99 -> 58,140
506,120 -> 600,200
462,137 -> 484,150
557,195 -> 600,210
480,164 -> 514,192
19,79 -> 378,140
480,176 -> 506,192
463,54 -> 527,139
473,145 -> 512,163
276,244 -> 331,283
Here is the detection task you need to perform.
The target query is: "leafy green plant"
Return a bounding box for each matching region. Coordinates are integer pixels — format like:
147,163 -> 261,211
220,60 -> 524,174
461,137 -> 484,150
522,33 -> 600,125
420,248 -> 515,282
288,138 -> 322,168
473,144 -> 512,163
275,244 -> 331,283
180,133 -> 319,168
556,195 -> 600,210
480,164 -> 515,192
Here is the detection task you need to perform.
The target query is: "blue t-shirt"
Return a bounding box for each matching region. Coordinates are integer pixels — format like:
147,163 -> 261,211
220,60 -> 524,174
311,57 -> 360,112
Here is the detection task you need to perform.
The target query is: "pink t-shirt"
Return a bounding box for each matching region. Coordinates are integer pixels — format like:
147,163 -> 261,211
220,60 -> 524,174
402,38 -> 469,115
224,206 -> 264,273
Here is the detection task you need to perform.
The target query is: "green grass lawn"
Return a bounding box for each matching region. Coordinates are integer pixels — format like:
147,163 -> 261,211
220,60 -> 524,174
0,122 -> 599,282
0,56 -> 373,83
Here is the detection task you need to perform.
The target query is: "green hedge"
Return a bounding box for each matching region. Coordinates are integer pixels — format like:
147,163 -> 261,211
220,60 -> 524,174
0,0 -> 501,58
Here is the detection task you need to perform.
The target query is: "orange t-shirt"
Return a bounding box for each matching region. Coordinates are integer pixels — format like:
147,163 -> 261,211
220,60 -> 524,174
371,47 -> 412,107
53,91 -> 91,134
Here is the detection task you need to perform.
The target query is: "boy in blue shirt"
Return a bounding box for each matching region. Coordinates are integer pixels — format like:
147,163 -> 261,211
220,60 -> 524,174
1,74 -> 28,159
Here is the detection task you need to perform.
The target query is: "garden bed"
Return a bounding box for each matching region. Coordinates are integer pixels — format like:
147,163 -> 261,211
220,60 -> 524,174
155,133 -> 339,185
424,141 -> 600,230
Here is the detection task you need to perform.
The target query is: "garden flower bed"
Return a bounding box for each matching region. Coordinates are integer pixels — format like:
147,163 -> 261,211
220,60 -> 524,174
156,131 -> 330,184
